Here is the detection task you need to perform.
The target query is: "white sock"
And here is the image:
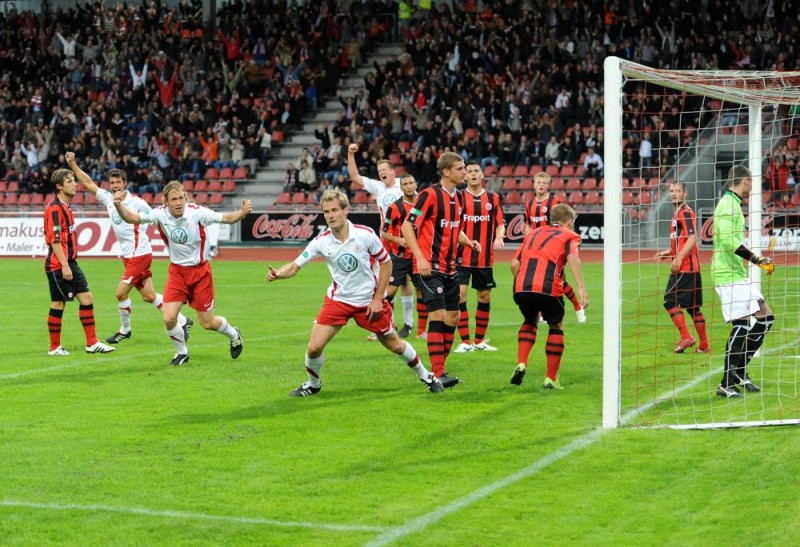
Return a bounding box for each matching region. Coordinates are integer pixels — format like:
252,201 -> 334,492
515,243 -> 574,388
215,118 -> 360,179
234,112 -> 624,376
166,324 -> 187,354
401,295 -> 414,326
304,353 -> 324,387
118,299 -> 132,333
400,341 -> 427,378
215,317 -> 238,340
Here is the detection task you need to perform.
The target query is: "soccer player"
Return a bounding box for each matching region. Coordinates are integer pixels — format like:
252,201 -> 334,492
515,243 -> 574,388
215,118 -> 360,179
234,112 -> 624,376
44,169 -> 115,356
112,180 -> 249,366
348,143 -> 416,338
524,172 -> 586,323
381,174 -> 429,340
65,152 -> 193,345
712,165 -> 775,398
454,162 -> 506,353
401,152 -> 481,388
655,181 -> 710,353
266,189 -> 443,396
510,203 -> 588,389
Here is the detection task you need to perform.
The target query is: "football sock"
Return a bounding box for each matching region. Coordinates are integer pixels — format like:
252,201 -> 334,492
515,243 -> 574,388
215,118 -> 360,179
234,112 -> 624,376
442,322 -> 456,356
79,304 -> 98,346
166,323 -> 187,354
401,295 -> 414,326
689,308 -> 709,347
427,321 -> 446,377
545,328 -> 565,381
667,306 -> 691,339
563,282 -> 581,311
118,298 -> 132,333
216,317 -> 238,340
48,308 -> 63,350
744,314 -> 775,366
474,301 -> 490,344
304,353 -> 324,388
416,300 -> 428,335
457,301 -> 470,342
517,322 -> 537,366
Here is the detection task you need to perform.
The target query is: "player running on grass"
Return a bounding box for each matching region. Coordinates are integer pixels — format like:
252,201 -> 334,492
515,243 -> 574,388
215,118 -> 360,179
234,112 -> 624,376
113,181 -> 249,366
266,189 -> 443,396
65,152 -> 193,345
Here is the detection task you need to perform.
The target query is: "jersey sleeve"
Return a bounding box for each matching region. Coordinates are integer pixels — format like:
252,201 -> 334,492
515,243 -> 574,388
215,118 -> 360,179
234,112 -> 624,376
294,237 -> 321,268
406,189 -> 433,228
565,230 -> 582,257
493,193 -> 505,228
138,208 -> 157,224
367,230 -> 391,263
361,176 -> 382,196
198,207 -> 224,226
95,188 -> 112,207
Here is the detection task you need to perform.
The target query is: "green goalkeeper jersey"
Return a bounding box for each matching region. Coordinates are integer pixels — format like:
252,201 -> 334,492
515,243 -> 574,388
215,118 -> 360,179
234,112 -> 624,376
711,190 -> 748,285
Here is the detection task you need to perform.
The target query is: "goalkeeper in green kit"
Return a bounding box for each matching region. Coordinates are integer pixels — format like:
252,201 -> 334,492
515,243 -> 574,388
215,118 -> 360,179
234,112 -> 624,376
712,165 -> 775,399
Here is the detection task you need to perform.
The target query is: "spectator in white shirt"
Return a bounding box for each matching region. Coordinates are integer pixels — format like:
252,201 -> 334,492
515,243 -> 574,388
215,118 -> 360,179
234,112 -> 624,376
582,147 -> 604,179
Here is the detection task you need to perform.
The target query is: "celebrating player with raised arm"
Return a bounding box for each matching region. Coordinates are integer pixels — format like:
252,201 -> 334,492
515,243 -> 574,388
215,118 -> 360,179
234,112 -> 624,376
113,180 -> 250,366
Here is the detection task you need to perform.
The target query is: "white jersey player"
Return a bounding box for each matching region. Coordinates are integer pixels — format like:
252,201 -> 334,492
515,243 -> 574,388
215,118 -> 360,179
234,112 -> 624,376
113,180 -> 251,366
65,153 -> 191,344
266,189 -> 443,397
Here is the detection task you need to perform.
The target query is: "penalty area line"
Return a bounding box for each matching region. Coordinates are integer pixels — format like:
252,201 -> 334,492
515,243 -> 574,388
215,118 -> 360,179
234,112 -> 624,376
0,500 -> 387,533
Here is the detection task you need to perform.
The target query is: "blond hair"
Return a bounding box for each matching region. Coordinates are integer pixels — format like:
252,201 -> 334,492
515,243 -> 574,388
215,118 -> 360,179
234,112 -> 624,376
320,188 -> 350,208
437,151 -> 464,172
161,180 -> 187,205
550,203 -> 576,225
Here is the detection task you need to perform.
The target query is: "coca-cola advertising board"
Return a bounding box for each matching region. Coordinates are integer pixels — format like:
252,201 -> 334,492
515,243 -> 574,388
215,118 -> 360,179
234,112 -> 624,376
241,211 -> 606,245
698,209 -> 800,249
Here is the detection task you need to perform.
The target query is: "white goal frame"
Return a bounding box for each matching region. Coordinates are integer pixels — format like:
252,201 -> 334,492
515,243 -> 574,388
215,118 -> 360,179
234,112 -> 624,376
602,56 -> 800,429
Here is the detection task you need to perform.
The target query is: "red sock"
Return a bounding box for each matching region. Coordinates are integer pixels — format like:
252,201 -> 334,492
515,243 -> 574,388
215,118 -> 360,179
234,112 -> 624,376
427,321 -> 446,377
667,306 -> 691,339
563,282 -> 581,311
442,322 -> 456,357
416,301 -> 428,336
517,322 -> 537,365
48,308 -> 64,350
474,302 -> 490,343
692,309 -> 709,347
457,302 -> 470,342
79,304 -> 98,346
545,328 -> 564,381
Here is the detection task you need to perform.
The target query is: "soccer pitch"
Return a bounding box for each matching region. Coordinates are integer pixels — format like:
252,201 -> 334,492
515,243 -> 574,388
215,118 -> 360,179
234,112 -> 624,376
1,256 -> 798,545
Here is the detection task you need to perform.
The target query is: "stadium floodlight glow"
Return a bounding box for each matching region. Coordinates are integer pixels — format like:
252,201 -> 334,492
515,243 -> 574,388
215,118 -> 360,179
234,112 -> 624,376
603,56 -> 800,429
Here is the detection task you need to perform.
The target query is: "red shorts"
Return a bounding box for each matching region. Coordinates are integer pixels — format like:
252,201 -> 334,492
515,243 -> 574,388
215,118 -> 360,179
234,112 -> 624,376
121,254 -> 153,290
316,296 -> 395,336
164,262 -> 215,312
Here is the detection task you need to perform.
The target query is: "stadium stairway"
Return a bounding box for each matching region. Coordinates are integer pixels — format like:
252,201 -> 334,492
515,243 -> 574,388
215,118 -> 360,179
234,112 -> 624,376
240,42 -> 405,211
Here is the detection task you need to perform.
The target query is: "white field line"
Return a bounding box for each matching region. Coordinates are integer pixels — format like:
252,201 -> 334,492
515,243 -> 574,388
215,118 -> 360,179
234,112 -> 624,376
0,500 -> 387,533
365,335 -> 800,546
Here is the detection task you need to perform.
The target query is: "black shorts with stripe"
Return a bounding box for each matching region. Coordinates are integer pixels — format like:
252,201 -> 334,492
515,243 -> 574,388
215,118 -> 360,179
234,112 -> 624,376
663,272 -> 703,309
456,266 -> 496,290
389,254 -> 413,287
416,271 -> 460,312
46,260 -> 90,302
514,291 -> 565,325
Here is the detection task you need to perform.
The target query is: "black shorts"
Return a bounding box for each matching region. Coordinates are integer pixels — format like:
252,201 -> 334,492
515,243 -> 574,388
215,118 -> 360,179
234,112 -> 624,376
456,266 -> 496,290
663,272 -> 703,309
514,291 -> 565,325
389,255 -> 413,287
417,271 -> 460,312
46,260 -> 90,302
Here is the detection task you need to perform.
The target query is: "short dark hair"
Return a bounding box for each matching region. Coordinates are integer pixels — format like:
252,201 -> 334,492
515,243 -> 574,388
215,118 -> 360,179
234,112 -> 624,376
51,168 -> 73,190
728,164 -> 752,188
108,168 -> 127,183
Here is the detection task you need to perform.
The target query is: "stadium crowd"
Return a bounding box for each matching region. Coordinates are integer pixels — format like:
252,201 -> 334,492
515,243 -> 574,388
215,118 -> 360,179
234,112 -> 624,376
1,0 -> 799,204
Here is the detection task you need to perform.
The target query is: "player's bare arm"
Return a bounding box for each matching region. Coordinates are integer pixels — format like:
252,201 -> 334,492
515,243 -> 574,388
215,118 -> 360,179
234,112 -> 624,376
65,151 -> 100,195
494,224 -> 506,249
51,242 -> 73,280
266,262 -> 300,282
381,228 -> 406,247
566,254 -> 589,309
368,260 -> 392,321
113,191 -> 142,223
510,258 -> 520,277
458,230 -> 481,253
346,143 -> 364,188
221,199 -> 252,224
401,220 -> 430,276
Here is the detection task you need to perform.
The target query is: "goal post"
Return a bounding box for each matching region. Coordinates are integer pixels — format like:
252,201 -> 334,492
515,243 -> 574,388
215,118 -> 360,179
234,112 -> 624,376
602,56 -> 800,429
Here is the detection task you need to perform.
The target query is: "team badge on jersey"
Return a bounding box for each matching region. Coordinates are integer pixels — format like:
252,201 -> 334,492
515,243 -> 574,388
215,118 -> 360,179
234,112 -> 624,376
170,228 -> 189,244
111,210 -> 123,224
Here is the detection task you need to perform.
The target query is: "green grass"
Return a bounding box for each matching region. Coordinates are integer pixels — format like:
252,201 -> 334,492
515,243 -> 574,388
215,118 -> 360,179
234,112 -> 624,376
1,257 -> 799,545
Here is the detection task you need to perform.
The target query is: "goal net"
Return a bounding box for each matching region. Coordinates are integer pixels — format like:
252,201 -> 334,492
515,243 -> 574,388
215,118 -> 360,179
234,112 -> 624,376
603,57 -> 800,429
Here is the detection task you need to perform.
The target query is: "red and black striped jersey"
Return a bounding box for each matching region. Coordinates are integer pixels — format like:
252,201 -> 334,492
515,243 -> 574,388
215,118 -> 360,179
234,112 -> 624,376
43,197 -> 77,272
382,197 -> 414,259
670,203 -> 700,273
407,184 -> 463,275
459,189 -> 504,268
513,225 -> 581,296
525,194 -> 561,229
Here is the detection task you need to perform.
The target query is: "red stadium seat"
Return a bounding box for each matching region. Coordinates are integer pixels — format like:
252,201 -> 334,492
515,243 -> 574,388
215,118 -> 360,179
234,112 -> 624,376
484,165 -> 497,177
4,193 -> 18,207
582,178 -> 597,190
31,193 -> 45,206
194,180 -> 208,192
0,182 -> 6,192
545,165 -> 560,176
194,193 -> 209,205
518,178 -> 533,191
583,191 -> 601,206
549,177 -> 564,190
276,192 -> 292,205
503,191 -> 521,205
520,191 -> 534,203
554,190 -> 567,203
152,193 -> 163,206
622,191 -> 635,206
291,192 -> 308,205
568,191 -> 583,206
501,178 -> 517,192
183,180 -> 195,192
203,168 -> 219,180
389,153 -> 402,165
271,130 -> 284,144
565,178 -> 581,191
207,180 -> 222,193
17,193 -> 32,207
7,181 -> 19,193
71,192 -> 84,205
209,192 -> 224,205
498,165 -> 514,177
560,165 -> 575,178
232,167 -> 249,180
513,165 -> 528,177
221,180 -> 237,193
529,165 -> 543,176
218,167 -> 233,179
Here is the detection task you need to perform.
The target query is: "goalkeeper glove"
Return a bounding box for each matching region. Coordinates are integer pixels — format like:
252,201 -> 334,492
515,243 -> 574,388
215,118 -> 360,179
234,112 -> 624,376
756,256 -> 775,275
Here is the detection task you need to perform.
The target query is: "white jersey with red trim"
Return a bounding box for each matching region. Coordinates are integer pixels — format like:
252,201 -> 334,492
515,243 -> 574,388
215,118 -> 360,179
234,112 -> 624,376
294,220 -> 390,307
96,188 -> 152,258
139,203 -> 223,266
362,176 -> 403,219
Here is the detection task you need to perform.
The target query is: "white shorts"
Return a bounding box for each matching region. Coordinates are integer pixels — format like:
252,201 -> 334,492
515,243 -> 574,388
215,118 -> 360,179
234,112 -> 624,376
715,280 -> 764,323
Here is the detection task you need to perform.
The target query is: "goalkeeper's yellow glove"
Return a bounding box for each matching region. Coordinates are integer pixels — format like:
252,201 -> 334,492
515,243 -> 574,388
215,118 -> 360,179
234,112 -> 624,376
756,256 -> 775,275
